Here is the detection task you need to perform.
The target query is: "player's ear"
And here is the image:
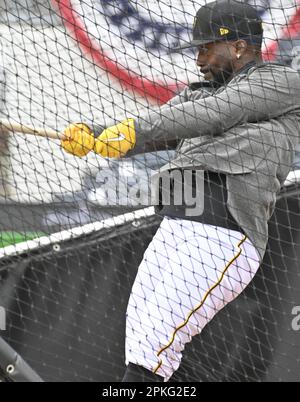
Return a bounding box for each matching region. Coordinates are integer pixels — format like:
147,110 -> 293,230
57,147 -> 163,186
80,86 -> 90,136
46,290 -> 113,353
234,40 -> 248,59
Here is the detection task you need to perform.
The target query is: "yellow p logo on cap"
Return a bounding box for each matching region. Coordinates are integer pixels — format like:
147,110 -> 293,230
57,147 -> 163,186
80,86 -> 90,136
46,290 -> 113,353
220,27 -> 229,36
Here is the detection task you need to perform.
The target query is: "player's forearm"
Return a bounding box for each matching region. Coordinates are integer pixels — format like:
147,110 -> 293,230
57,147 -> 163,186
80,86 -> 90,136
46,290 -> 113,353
133,101 -> 219,154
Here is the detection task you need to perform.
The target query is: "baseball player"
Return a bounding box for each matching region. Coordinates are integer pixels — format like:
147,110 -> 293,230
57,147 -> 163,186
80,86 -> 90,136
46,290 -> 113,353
61,0 -> 300,382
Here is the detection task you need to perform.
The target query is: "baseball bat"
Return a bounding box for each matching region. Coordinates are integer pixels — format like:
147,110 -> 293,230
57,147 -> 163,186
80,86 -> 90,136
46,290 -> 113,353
0,120 -> 65,140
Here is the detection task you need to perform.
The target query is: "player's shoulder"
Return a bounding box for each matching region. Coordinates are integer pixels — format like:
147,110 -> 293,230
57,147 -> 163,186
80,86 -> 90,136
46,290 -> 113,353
247,62 -> 300,80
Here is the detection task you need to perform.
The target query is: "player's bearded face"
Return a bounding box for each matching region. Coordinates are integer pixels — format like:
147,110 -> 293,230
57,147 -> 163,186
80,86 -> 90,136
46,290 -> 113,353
197,41 -> 237,85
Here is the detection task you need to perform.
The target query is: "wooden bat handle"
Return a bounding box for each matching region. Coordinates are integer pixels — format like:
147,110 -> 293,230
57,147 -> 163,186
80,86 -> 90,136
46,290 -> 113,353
0,120 -> 65,140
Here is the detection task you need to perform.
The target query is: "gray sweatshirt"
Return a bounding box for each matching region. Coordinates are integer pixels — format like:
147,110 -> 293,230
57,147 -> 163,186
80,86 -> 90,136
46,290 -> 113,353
133,63 -> 300,261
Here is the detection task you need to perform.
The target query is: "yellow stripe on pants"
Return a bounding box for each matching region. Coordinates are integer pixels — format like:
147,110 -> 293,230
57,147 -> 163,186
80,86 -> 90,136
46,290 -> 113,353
153,235 -> 248,375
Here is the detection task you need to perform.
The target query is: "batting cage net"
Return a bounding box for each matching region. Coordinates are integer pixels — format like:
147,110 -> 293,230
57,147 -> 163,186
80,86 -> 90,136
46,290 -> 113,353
0,0 -> 300,382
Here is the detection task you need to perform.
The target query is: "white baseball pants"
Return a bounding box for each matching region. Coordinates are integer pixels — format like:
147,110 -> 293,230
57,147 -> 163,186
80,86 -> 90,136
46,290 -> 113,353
125,217 -> 261,381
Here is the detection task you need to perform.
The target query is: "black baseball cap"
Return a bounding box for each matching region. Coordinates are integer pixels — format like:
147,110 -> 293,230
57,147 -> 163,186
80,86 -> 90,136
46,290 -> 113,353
175,0 -> 263,50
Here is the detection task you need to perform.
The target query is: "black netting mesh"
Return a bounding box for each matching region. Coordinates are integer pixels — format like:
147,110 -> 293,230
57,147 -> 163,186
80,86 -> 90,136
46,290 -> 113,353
0,0 -> 300,382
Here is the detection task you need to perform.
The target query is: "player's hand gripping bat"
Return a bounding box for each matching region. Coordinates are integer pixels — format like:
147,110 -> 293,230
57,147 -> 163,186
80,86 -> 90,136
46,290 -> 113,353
0,119 -> 136,159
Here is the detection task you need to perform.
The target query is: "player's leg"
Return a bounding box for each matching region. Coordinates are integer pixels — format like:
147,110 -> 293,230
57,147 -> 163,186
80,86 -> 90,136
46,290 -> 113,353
124,217 -> 194,381
124,218 -> 260,382
125,217 -> 190,343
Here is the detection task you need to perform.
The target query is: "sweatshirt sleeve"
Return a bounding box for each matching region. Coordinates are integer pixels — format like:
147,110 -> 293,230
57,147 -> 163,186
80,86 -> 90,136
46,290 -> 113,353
133,65 -> 300,154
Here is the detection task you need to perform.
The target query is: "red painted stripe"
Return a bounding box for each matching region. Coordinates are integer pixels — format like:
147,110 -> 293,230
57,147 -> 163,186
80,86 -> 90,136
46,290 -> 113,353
263,1 -> 300,61
52,0 -> 180,104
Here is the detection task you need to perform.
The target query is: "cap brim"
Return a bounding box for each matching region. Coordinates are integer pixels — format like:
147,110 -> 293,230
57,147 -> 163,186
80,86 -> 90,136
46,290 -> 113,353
172,38 -> 216,51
